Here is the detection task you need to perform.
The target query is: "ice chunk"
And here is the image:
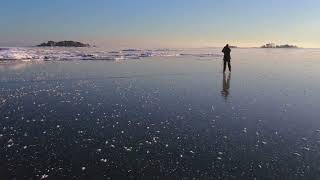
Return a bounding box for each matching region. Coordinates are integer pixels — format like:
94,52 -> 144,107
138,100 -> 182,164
40,174 -> 49,179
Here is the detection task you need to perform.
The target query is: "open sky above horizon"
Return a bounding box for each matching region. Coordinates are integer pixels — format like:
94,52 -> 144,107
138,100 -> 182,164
0,0 -> 319,48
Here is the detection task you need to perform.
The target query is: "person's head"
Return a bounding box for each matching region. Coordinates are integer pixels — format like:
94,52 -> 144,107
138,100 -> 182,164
226,44 -> 229,48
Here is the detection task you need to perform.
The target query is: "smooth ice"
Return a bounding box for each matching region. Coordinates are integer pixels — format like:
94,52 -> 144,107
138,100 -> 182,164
0,48 -> 320,179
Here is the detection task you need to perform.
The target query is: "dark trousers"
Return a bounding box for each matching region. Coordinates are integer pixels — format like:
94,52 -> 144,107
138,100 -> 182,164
223,60 -> 231,72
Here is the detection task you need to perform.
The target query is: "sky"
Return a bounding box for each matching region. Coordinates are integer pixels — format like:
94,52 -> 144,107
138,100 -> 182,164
0,0 -> 319,48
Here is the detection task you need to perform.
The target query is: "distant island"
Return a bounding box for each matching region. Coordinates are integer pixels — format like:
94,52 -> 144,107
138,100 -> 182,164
37,41 -> 90,47
261,43 -> 298,48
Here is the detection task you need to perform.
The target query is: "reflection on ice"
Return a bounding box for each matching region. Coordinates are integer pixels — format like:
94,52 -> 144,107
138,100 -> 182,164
221,72 -> 231,99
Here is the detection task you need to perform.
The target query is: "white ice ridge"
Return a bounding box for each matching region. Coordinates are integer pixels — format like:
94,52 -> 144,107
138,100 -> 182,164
0,48 -> 35,60
0,47 -> 222,61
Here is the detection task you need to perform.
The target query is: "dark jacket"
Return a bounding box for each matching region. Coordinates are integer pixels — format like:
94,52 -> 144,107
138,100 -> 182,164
222,46 -> 231,61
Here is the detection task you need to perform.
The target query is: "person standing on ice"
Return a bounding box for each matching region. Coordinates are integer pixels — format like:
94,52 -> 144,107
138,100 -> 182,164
222,44 -> 231,72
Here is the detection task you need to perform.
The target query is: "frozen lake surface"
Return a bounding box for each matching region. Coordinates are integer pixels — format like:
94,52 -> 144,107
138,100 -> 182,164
0,48 -> 320,179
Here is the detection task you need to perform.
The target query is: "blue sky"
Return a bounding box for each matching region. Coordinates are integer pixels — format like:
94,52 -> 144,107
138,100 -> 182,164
0,0 -> 319,48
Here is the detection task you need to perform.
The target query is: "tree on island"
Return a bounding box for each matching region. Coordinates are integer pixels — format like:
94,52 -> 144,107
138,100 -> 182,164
38,41 -> 90,47
261,43 -> 298,48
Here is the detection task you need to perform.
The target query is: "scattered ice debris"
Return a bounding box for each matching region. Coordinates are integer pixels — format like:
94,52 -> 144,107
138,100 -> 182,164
124,146 -> 132,152
302,147 -> 310,151
152,137 -> 158,143
1,50 -> 319,178
262,141 -> 267,145
40,174 -> 49,179
243,128 -> 247,133
100,159 -> 107,163
81,167 -> 86,171
7,144 -> 14,148
301,137 -> 307,141
293,153 -> 302,157
316,129 -> 320,133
